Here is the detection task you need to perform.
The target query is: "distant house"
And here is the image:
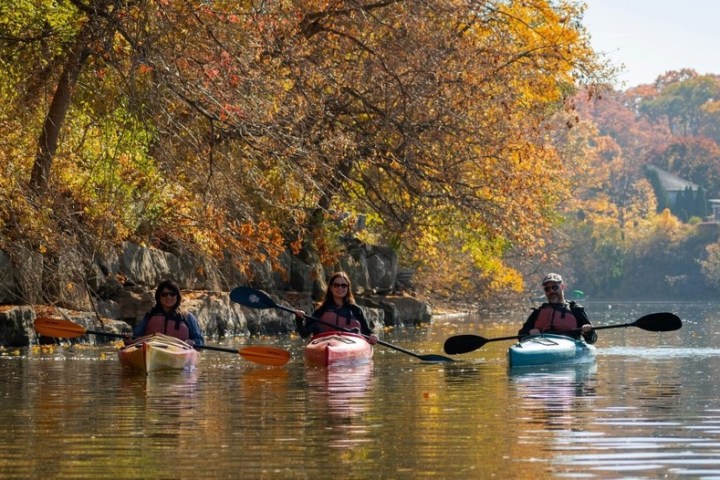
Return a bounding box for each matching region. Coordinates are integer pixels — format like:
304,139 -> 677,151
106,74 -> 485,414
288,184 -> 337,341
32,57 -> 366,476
645,165 -> 715,221
646,165 -> 699,204
710,199 -> 720,222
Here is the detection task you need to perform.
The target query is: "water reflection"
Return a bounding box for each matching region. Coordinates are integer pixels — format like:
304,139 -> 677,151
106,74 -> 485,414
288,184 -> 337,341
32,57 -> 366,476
441,360 -> 490,386
110,368 -> 202,455
241,365 -> 290,398
629,379 -> 682,411
305,363 -> 373,419
605,346 -> 720,358
300,363 -> 376,458
4,301 -> 720,478
543,353 -> 720,478
509,363 -> 598,431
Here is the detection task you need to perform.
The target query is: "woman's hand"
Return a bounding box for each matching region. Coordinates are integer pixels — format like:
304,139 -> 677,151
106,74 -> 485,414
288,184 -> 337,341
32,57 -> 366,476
581,324 -> 594,334
529,328 -> 540,335
367,334 -> 379,345
294,310 -> 305,319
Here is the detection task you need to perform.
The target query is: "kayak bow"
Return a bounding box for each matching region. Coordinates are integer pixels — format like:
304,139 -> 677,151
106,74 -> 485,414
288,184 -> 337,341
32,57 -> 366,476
508,334 -> 597,368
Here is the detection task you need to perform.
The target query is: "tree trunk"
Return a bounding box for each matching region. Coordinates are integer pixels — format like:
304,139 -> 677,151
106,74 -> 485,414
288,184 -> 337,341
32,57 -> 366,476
312,157 -> 354,226
301,156 -> 355,259
29,25 -> 91,193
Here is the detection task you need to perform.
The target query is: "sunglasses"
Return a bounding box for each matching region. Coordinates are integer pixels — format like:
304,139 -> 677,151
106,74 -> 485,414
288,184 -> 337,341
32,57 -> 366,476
543,284 -> 561,293
332,283 -> 349,289
160,291 -> 178,298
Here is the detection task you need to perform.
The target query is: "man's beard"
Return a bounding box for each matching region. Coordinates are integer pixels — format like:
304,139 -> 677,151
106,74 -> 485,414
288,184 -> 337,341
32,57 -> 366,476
546,293 -> 562,303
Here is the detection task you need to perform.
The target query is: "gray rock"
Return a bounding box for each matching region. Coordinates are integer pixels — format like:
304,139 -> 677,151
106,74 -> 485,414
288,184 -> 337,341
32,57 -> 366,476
0,238 -> 435,345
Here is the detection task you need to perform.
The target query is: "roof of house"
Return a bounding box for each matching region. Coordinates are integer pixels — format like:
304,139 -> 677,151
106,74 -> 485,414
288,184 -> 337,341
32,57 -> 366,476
647,165 -> 699,191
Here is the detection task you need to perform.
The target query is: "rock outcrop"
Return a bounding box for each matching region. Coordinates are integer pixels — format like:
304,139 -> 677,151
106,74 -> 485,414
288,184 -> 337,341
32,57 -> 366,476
0,238 -> 432,347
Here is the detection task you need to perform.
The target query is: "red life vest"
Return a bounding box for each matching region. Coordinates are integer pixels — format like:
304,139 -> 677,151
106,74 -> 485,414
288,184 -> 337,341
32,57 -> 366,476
534,305 -> 580,333
316,307 -> 362,333
142,312 -> 190,341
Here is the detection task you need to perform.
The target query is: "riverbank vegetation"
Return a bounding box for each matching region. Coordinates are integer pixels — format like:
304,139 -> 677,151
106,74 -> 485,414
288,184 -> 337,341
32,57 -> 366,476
551,71 -> 720,300
1,1 -> 719,306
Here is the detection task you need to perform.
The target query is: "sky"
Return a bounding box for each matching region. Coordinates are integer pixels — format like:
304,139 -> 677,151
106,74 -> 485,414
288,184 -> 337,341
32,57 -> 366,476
582,0 -> 720,88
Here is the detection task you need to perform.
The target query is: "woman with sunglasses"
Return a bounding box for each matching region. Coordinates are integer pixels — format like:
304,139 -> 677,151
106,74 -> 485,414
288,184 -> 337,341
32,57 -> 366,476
295,272 -> 379,345
131,279 -> 205,346
518,273 -> 597,344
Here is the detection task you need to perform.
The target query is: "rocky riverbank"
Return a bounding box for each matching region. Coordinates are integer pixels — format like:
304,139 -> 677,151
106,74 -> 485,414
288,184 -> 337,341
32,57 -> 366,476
0,239 -> 440,347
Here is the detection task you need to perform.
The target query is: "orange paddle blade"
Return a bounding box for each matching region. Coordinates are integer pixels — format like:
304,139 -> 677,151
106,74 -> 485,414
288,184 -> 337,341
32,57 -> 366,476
34,317 -> 88,338
238,346 -> 291,366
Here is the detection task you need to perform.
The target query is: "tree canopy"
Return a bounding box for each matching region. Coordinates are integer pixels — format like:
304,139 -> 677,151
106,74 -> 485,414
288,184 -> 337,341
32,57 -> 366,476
0,0 -> 610,298
549,68 -> 720,298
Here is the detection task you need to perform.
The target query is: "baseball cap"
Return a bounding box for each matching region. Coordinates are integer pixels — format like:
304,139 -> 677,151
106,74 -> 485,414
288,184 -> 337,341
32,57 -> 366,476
541,273 -> 563,285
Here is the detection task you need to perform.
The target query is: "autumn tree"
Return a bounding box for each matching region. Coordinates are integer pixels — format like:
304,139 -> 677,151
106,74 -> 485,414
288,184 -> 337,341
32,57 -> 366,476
0,0 -> 611,301
574,86 -> 671,162
550,91 -> 660,294
257,0 -> 609,295
647,137 -> 720,198
1,1 -> 293,269
700,241 -> 720,291
639,72 -> 720,137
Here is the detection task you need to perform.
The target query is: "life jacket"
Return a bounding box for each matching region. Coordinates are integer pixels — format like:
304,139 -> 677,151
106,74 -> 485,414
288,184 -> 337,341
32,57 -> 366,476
315,305 -> 362,333
533,303 -> 581,333
142,311 -> 190,341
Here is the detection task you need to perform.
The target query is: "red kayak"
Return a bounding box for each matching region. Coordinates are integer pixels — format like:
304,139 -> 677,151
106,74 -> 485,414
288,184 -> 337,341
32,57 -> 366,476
304,331 -> 373,367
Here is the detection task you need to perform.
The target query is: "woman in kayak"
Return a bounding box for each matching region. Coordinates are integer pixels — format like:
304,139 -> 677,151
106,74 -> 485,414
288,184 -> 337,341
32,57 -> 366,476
295,271 -> 379,345
132,280 -> 205,346
518,273 -> 597,344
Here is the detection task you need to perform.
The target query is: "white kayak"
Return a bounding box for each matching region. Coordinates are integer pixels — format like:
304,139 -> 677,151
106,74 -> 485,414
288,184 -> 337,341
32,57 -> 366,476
508,334 -> 596,368
119,333 -> 199,374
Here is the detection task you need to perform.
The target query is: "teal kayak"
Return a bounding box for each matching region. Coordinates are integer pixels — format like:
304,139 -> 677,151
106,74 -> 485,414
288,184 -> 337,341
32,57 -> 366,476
508,334 -> 597,368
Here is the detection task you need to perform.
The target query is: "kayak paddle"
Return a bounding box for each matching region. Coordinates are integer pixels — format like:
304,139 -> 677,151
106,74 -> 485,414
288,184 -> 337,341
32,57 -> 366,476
443,311 -> 682,355
34,317 -> 291,366
230,286 -> 454,363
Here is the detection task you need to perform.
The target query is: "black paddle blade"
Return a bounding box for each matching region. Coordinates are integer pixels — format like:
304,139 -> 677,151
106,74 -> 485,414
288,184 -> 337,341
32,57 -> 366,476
632,312 -> 682,332
443,334 -> 489,355
229,286 -> 277,309
418,353 -> 456,363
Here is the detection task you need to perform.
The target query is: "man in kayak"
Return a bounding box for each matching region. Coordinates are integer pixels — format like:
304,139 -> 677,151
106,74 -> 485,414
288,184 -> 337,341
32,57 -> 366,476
518,273 -> 597,344
131,280 -> 205,346
294,271 -> 379,345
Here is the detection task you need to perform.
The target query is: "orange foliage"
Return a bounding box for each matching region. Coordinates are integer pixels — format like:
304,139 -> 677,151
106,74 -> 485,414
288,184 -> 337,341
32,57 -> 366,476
1,0 -> 611,295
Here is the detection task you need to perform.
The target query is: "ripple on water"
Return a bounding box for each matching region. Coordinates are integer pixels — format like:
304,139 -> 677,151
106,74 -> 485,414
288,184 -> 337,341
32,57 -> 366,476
601,346 -> 720,358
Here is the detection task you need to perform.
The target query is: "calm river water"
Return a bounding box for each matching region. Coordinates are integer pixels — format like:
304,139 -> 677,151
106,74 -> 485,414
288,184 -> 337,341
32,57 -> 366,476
1,301 -> 719,479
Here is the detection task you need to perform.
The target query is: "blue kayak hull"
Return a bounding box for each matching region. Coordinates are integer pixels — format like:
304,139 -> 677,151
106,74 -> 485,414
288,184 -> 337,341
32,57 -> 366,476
508,334 -> 597,368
